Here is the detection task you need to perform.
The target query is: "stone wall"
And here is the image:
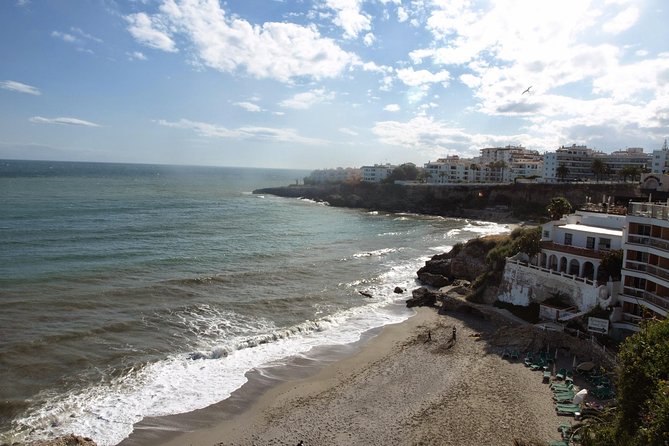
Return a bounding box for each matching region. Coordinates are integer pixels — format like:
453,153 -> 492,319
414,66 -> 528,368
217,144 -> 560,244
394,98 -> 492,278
498,261 -> 607,311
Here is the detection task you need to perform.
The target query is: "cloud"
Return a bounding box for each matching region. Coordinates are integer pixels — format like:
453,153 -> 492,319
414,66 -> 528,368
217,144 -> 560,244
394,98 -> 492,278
397,6 -> 409,22
126,12 -> 178,52
51,30 -> 78,44
128,51 -> 147,61
384,103 -> 400,112
29,116 -> 100,127
126,0 -> 358,82
363,32 -> 375,46
372,115 -> 489,156
602,6 -> 640,34
279,88 -> 335,109
233,101 -> 263,112
0,80 -> 41,95
339,127 -> 359,136
396,67 -> 451,88
325,0 -> 372,39
156,118 -> 326,144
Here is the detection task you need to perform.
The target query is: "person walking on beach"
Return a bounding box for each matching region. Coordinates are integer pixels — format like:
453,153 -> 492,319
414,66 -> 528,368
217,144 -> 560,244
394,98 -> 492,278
452,326 -> 457,341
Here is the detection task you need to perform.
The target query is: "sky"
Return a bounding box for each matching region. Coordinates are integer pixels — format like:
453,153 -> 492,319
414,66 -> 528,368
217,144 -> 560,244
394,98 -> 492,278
1,0 -> 669,169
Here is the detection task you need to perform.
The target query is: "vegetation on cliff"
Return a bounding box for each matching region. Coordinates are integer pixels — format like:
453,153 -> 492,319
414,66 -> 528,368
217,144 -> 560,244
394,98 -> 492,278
581,318 -> 669,446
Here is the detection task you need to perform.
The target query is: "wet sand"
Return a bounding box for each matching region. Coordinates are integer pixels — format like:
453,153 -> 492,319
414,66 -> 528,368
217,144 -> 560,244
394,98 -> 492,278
147,307 -> 564,446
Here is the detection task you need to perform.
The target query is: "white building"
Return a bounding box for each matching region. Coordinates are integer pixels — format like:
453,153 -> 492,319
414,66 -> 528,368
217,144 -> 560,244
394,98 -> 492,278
616,201 -> 669,333
499,210 -> 624,315
306,167 -> 360,184
361,164 -> 396,183
599,147 -> 650,178
424,156 -> 481,184
651,139 -> 669,174
542,144 -> 601,182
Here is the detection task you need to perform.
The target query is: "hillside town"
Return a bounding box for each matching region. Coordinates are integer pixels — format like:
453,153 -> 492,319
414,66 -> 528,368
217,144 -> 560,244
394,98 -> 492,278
305,139 -> 669,186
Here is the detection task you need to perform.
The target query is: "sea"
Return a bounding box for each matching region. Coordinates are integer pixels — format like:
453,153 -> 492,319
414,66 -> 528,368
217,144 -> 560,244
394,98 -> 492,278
0,160 -> 510,445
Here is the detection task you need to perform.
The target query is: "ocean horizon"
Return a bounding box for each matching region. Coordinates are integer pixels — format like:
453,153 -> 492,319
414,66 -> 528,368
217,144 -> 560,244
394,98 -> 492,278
0,159 -> 510,445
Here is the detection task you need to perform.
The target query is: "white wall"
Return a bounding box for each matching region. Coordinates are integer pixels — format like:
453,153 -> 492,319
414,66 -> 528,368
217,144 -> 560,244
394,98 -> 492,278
498,261 -> 607,311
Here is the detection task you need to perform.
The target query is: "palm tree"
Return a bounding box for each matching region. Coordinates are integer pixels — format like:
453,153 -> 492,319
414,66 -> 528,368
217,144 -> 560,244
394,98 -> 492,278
591,158 -> 607,182
556,164 -> 569,182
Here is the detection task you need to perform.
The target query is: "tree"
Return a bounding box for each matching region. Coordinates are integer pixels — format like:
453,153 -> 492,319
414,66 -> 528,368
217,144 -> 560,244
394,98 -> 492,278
546,197 -> 572,220
592,158 -> 608,182
581,318 -> 669,446
599,249 -> 623,281
556,164 -> 569,182
620,166 -> 641,182
385,163 -> 420,182
513,226 -> 542,259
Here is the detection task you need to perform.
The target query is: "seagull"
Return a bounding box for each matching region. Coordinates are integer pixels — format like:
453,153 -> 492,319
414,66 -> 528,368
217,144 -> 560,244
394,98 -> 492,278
522,86 -> 532,95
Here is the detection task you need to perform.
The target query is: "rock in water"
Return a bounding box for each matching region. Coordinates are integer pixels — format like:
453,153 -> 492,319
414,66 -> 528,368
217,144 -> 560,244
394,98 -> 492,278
405,287 -> 438,307
393,286 -> 404,294
358,290 -> 373,298
26,434 -> 98,446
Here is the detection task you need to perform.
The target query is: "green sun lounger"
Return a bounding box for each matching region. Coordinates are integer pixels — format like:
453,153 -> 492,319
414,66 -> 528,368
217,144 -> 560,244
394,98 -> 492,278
556,368 -> 567,380
543,370 -> 551,382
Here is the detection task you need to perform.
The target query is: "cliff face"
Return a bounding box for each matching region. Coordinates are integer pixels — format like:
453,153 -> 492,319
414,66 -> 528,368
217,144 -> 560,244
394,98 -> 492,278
254,182 -> 640,218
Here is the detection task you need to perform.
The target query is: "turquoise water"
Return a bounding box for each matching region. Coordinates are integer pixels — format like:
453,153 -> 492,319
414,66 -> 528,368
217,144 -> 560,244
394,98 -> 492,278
0,160 -> 509,445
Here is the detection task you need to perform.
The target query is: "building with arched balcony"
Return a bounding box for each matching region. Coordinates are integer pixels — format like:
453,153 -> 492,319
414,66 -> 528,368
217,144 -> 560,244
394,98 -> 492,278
499,209 -> 624,315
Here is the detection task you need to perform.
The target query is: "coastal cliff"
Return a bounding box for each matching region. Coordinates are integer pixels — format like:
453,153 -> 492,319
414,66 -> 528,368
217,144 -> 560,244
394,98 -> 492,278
253,182 -> 640,219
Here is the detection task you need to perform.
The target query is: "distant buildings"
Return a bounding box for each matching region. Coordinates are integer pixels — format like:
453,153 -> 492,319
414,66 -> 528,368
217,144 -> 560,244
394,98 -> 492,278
305,167 -> 360,184
361,164 -> 397,183
308,140 -> 662,185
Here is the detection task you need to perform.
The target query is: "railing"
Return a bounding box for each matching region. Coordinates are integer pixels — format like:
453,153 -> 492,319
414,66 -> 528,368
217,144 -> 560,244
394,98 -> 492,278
540,241 -> 605,259
626,234 -> 669,252
507,259 -> 598,286
625,260 -> 669,282
628,202 -> 669,220
621,287 -> 669,312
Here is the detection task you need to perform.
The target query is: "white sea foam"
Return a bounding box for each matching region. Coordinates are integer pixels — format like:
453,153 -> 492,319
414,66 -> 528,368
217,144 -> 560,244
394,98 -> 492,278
352,248 -> 400,258
13,258 -> 423,446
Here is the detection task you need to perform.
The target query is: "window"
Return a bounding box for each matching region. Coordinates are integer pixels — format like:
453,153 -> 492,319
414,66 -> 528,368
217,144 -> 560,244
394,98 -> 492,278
637,224 -> 651,236
543,230 -> 550,238
598,238 -> 611,250
564,233 -> 573,246
586,237 -> 595,249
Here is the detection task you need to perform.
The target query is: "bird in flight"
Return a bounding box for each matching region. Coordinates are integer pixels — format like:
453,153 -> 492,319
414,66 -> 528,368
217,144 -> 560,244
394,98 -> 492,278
522,86 -> 532,95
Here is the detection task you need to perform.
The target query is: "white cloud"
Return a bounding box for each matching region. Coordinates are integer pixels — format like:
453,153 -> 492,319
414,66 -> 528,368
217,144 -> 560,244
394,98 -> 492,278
339,127 -> 359,136
325,0 -> 371,39
372,115 -> 486,156
156,118 -> 326,144
397,6 -> 409,23
126,12 -> 178,53
384,103 -> 400,112
363,32 -> 375,46
126,0 -> 358,83
396,67 -> 450,87
51,30 -> 78,44
602,6 -> 640,33
233,101 -> 263,112
70,27 -> 102,43
128,51 -> 147,61
29,116 -> 100,127
0,80 -> 41,95
279,88 -> 335,109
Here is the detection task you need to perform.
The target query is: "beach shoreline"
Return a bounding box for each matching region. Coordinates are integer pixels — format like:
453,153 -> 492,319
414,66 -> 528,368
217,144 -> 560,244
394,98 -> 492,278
128,306 -> 564,446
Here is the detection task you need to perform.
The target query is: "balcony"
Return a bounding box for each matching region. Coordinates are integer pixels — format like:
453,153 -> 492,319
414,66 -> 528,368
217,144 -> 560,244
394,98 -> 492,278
626,234 -> 669,252
628,202 -> 669,220
622,286 -> 669,313
625,260 -> 669,282
540,241 -> 605,259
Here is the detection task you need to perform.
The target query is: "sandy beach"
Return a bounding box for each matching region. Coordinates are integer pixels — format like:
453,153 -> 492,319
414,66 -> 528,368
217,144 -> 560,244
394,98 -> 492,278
147,306 -> 566,446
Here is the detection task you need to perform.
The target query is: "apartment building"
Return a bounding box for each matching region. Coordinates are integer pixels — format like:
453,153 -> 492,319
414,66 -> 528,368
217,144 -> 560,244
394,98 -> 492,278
306,167 -> 361,184
542,145 -> 601,182
617,201 -> 669,333
651,139 -> 669,174
423,156 -> 481,184
361,164 -> 396,183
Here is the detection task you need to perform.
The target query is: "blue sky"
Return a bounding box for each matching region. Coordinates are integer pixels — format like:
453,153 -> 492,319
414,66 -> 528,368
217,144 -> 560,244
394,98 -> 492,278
1,0 -> 668,169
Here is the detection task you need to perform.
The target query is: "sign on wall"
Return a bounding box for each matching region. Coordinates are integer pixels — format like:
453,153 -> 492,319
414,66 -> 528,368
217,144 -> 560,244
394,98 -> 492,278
588,317 -> 609,334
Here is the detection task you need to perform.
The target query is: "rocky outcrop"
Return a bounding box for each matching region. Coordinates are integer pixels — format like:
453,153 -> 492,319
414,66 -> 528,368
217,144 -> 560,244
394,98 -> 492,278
254,182 -> 640,220
415,237 -> 495,290
26,435 -> 97,446
405,287 -> 439,307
